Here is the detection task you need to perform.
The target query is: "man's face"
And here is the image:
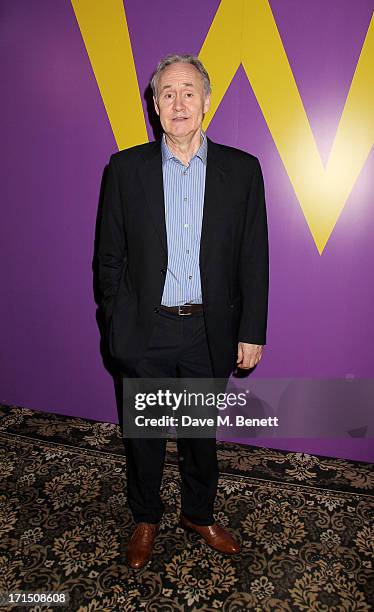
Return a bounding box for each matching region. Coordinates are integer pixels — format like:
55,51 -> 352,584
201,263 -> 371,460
153,62 -> 210,139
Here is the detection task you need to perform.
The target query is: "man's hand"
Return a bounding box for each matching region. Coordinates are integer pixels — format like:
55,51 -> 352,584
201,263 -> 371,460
237,342 -> 264,369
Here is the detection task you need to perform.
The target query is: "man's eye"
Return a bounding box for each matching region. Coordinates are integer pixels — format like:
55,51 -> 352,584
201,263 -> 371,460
185,93 -> 193,97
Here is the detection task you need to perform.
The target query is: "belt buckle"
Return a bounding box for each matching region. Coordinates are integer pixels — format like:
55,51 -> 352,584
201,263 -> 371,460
178,304 -> 191,316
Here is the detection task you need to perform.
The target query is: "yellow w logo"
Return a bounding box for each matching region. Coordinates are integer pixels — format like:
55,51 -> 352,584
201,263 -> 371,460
71,0 -> 374,254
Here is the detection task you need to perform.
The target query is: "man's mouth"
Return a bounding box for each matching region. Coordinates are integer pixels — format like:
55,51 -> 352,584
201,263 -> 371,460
173,117 -> 188,121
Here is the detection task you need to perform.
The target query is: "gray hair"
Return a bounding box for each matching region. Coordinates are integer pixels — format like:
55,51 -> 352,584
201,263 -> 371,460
150,54 -> 211,100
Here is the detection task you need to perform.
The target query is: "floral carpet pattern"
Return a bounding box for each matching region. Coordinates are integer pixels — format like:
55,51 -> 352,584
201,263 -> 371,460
0,403 -> 373,611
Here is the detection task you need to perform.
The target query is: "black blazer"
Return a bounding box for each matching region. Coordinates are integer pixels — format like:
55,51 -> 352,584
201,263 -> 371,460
97,137 -> 269,378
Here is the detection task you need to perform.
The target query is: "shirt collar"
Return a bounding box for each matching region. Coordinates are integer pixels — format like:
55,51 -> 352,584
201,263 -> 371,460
161,130 -> 208,166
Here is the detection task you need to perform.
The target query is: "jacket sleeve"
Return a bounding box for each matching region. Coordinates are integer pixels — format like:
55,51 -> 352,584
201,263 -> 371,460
97,154 -> 127,323
238,157 -> 269,345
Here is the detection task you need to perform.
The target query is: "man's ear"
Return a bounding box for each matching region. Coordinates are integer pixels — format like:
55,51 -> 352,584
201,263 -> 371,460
153,96 -> 160,116
203,94 -> 211,115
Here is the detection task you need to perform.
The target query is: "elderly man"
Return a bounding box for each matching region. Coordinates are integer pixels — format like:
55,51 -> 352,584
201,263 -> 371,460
97,54 -> 269,569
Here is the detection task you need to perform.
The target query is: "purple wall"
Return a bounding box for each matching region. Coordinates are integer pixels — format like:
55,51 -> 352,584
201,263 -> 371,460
1,1 -> 373,461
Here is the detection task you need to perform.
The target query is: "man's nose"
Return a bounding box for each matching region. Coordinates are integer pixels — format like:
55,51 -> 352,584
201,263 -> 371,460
173,93 -> 185,111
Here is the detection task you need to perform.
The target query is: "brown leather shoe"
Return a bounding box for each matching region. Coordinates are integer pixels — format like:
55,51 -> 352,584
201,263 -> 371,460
126,522 -> 159,569
180,514 -> 241,554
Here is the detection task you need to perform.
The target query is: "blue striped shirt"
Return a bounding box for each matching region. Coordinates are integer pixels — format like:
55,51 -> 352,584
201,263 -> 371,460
160,131 -> 207,306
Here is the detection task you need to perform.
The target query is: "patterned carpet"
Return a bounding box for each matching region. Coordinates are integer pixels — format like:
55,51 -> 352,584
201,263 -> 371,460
0,403 -> 373,611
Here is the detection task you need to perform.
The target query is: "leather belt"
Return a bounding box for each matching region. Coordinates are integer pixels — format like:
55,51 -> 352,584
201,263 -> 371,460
159,303 -> 204,316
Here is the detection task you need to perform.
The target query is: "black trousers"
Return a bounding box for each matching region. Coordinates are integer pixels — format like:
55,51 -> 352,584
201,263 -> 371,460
121,308 -> 223,525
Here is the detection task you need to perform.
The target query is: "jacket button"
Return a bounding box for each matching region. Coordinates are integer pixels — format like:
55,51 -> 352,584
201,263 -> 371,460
160,268 -> 166,274
153,307 -> 159,313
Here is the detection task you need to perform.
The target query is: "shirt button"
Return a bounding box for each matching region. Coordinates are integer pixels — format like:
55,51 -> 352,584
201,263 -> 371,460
186,250 -> 189,254
188,275 -> 192,279
184,224 -> 189,229
184,197 -> 187,202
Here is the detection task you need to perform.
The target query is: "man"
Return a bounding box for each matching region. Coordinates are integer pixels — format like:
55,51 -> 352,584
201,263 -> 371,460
97,54 -> 269,569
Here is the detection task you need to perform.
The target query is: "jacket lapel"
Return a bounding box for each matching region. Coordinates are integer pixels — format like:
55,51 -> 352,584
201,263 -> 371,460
138,141 -> 167,254
199,138 -> 228,272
